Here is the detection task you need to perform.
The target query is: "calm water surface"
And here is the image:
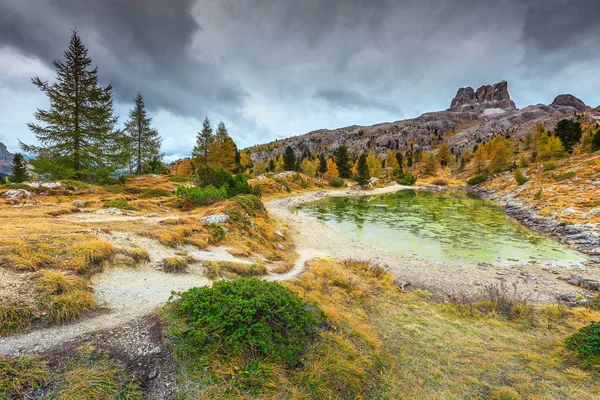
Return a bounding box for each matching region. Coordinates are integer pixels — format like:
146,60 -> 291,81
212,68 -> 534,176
294,190 -> 587,266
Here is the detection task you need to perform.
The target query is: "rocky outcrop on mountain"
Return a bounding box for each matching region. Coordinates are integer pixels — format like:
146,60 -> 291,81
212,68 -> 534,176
247,81 -> 598,163
551,94 -> 588,111
449,81 -> 516,113
0,142 -> 13,176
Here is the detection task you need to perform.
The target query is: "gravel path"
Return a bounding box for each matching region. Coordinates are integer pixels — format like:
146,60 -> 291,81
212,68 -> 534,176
2,185 -> 597,357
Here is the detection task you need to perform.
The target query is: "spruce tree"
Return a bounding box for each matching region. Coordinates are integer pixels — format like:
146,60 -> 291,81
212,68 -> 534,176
334,146 -> 351,178
395,152 -> 403,172
22,30 -> 122,181
283,146 -> 296,171
192,117 -> 213,166
318,155 -> 327,177
554,119 -> 582,153
125,93 -> 162,174
592,129 -> 600,152
356,153 -> 370,186
11,153 -> 29,183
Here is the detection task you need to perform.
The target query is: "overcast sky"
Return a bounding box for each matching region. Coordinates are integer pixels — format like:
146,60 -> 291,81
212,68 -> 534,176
1,0 -> 599,161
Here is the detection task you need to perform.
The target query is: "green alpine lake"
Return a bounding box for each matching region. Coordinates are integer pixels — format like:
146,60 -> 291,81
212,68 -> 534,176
294,190 -> 587,266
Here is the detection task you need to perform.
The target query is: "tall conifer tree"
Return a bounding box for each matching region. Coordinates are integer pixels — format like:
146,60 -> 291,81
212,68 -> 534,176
192,117 -> 213,166
22,30 -> 122,181
125,93 -> 162,174
11,153 -> 29,183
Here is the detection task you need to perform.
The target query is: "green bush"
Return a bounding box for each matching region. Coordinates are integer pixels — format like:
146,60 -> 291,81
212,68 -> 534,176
565,322 -> 600,366
209,223 -> 226,241
552,171 -> 576,181
533,189 -> 543,201
514,168 -> 529,185
169,176 -> 195,183
61,180 -> 91,189
397,171 -> 416,185
329,177 -> 345,188
175,185 -> 227,206
542,162 -> 556,172
196,165 -> 261,198
103,200 -> 138,211
467,175 -> 488,185
166,279 -> 323,366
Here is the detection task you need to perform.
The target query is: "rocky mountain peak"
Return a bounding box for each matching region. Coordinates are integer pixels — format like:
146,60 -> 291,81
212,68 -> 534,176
0,142 -> 14,176
551,94 -> 588,111
449,80 -> 516,113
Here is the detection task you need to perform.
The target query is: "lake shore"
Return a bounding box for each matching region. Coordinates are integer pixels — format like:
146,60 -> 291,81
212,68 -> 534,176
266,184 -> 600,303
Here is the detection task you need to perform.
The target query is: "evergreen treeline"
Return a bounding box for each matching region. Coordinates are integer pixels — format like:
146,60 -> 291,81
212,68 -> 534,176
20,30 -> 164,183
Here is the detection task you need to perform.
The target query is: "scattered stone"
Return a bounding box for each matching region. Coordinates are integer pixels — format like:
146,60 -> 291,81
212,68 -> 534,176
277,242 -> 284,250
149,370 -> 157,379
387,181 -> 398,186
148,346 -> 161,355
567,275 -> 583,285
3,189 -> 33,199
477,262 -> 493,268
145,213 -> 159,218
22,181 -> 62,189
199,214 -> 230,224
557,292 -> 578,302
275,230 -> 285,238
72,200 -> 86,208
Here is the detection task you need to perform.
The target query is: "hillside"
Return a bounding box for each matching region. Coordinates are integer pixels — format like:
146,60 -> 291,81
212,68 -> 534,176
0,142 -> 13,177
246,81 -> 600,162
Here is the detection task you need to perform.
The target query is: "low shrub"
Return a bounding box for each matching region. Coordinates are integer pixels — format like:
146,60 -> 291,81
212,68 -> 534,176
166,278 -> 323,366
61,180 -> 91,189
273,177 -> 291,192
209,223 -> 226,242
196,165 -> 261,198
169,175 -> 195,183
542,162 -> 556,172
467,175 -> 488,185
431,178 -> 449,186
122,187 -> 143,195
397,171 -> 416,185
447,282 -> 536,325
175,185 -> 227,206
514,168 -> 529,185
565,322 -> 600,366
552,171 -> 576,181
102,200 -> 138,211
163,257 -> 188,273
533,189 -> 543,201
329,177 -> 345,188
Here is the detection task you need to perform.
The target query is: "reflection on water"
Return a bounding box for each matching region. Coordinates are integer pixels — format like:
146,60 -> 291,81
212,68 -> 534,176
294,190 -> 587,266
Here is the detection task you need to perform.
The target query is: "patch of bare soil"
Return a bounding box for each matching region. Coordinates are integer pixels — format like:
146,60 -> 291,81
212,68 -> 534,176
0,269 -> 37,306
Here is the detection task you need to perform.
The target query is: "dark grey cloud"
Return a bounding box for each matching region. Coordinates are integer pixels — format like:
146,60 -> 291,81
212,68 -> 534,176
314,87 -> 399,114
522,0 -> 600,53
0,0 -> 247,116
0,0 -> 599,158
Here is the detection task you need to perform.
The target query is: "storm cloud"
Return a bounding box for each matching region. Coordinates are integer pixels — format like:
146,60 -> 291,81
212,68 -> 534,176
0,0 -> 599,160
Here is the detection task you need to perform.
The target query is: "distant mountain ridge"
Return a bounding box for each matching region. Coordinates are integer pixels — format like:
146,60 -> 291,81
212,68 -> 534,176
247,81 -> 598,162
0,142 -> 13,177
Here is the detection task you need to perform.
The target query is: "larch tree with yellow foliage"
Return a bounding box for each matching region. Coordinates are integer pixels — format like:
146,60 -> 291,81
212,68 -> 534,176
366,153 -> 382,178
487,136 -> 513,173
471,146 -> 486,173
253,160 -> 267,176
300,158 -> 317,177
206,122 -> 237,172
436,143 -> 453,167
324,158 -> 339,181
274,155 -> 285,173
175,158 -> 194,176
385,151 -> 400,178
239,151 -> 252,173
